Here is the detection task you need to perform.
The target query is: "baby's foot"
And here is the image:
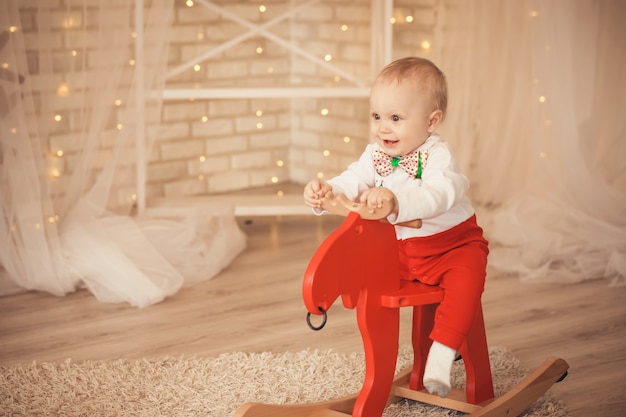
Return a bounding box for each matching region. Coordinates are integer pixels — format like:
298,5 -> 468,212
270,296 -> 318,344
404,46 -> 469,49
423,341 -> 456,398
423,378 -> 451,398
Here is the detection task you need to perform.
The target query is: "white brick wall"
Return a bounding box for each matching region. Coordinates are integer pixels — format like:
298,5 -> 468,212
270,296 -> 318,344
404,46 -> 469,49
156,0 -> 434,197
22,0 -> 435,205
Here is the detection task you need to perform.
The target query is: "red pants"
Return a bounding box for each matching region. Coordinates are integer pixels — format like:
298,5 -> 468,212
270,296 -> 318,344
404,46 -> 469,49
397,215 -> 489,350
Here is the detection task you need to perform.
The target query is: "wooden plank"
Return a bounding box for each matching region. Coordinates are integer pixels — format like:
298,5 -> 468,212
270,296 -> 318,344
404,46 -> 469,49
392,385 -> 482,414
233,396 -> 356,417
148,194 -> 314,217
158,87 -> 371,100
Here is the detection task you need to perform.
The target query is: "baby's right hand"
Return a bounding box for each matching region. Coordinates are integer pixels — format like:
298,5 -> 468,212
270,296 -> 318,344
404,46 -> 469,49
303,178 -> 332,208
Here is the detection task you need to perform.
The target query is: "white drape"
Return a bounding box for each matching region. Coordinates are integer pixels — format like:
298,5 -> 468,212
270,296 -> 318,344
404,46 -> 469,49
436,0 -> 625,286
0,0 -> 246,307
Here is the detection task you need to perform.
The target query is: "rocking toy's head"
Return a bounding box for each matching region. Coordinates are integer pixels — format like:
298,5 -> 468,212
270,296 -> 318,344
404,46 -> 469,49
302,213 -> 400,320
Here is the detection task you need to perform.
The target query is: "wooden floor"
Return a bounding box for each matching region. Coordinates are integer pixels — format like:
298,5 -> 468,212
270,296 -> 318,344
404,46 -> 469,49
1,213 -> 625,416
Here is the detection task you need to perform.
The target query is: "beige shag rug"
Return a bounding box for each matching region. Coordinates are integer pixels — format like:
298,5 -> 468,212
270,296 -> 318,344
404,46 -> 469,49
1,345 -> 567,416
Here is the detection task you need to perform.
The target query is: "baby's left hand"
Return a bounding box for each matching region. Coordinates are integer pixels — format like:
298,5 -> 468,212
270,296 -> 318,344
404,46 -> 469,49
360,187 -> 397,213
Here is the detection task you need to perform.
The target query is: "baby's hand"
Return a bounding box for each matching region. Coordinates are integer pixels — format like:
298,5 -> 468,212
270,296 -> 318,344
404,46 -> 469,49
359,187 -> 397,213
303,178 -> 332,208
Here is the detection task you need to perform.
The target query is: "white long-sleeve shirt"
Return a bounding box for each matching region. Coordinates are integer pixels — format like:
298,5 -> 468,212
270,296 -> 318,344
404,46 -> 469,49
319,133 -> 475,239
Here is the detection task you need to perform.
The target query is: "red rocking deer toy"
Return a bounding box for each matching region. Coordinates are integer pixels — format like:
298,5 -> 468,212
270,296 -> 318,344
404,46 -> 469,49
235,194 -> 568,417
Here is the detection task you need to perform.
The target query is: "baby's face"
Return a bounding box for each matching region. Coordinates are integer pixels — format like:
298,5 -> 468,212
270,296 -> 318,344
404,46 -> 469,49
369,78 -> 436,157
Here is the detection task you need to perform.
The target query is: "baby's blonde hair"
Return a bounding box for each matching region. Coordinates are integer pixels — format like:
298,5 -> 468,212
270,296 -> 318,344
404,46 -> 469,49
376,57 -> 448,117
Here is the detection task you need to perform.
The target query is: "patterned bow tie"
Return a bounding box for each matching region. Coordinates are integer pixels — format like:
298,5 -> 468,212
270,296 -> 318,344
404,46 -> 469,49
373,149 -> 424,179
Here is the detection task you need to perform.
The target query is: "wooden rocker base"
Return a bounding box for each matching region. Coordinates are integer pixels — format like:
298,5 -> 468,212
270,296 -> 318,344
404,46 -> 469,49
234,356 -> 569,417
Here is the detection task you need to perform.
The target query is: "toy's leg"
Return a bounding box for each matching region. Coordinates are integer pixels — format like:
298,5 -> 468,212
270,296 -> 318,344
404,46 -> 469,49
458,305 -> 494,404
409,304 -> 436,391
353,296 -> 400,417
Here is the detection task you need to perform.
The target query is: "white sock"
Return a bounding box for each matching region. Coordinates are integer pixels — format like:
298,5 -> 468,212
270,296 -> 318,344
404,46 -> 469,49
423,341 -> 456,398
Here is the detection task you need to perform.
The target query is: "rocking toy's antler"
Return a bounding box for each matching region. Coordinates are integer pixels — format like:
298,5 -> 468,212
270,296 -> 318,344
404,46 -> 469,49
321,193 -> 422,228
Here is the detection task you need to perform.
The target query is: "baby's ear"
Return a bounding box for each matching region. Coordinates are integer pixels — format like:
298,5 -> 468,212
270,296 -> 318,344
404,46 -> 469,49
427,109 -> 443,132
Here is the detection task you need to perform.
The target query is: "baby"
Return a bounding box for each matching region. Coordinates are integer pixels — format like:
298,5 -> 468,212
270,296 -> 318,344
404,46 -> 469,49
303,56 -> 489,398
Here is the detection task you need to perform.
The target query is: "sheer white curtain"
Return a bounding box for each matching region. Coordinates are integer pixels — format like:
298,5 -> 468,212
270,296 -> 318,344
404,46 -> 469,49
0,0 -> 246,307
436,0 -> 625,286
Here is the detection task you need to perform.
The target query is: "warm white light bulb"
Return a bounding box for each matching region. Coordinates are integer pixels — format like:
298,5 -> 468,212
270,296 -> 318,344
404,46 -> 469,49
56,83 -> 69,97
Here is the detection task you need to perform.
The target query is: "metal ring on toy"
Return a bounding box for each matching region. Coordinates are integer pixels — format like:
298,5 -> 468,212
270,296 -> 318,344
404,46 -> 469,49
306,306 -> 327,331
